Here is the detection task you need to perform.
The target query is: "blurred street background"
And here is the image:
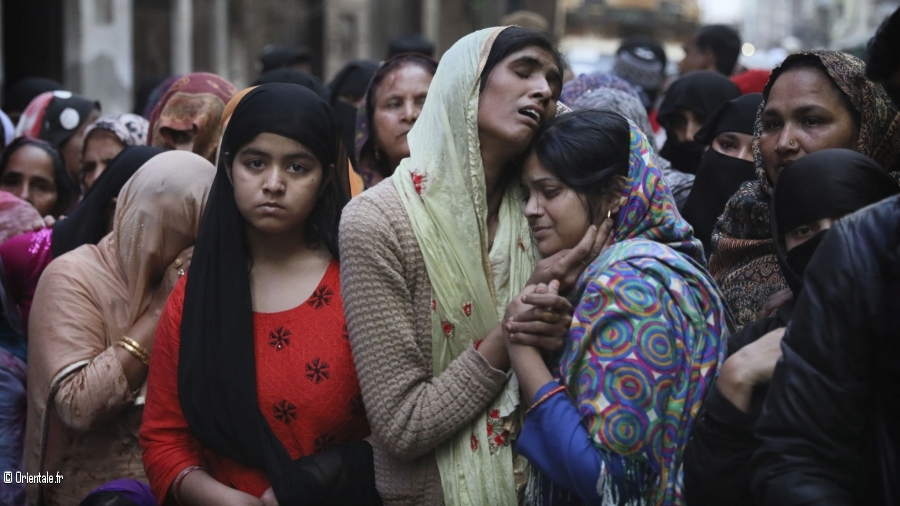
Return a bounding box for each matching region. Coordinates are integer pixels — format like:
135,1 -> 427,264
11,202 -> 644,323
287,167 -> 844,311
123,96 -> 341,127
1,0 -> 896,114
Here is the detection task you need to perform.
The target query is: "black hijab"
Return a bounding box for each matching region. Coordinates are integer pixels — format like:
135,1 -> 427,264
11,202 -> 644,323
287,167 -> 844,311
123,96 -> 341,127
771,149 -> 900,295
681,93 -> 762,254
2,77 -> 63,116
253,68 -> 331,102
51,146 -> 164,257
178,84 -> 377,505
658,71 -> 741,174
327,60 -> 379,168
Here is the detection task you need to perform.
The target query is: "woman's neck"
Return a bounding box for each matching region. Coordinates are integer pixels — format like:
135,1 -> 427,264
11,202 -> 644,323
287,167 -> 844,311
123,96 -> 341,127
245,225 -> 320,269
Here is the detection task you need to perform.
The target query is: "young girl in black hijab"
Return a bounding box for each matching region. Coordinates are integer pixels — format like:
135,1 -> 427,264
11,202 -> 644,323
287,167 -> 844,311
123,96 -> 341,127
682,148 -> 900,506
140,83 -> 380,506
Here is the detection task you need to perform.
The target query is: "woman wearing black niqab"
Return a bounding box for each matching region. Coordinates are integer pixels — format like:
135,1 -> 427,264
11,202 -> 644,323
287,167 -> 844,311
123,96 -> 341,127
681,93 -> 762,254
657,71 -> 741,174
140,83 -> 380,506
682,148 -> 899,506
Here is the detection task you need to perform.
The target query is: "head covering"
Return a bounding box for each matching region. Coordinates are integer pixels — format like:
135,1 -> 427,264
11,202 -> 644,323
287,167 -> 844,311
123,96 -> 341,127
2,78 -> 64,117
178,84 -> 364,505
354,54 -> 439,188
79,479 -> 155,506
51,146 -> 164,257
393,26 -> 539,506
681,93 -> 763,253
147,72 -> 238,162
658,71 -> 741,175
771,149 -> 900,294
613,36 -> 668,107
83,114 -> 149,148
26,151 -> 214,504
562,73 -> 697,208
258,45 -> 311,74
541,120 -> 726,504
387,33 -> 436,58
141,75 -> 181,120
560,72 -> 641,110
328,60 -> 380,169
0,191 -> 41,244
15,91 -> 101,149
252,68 -> 330,101
730,69 -> 771,95
694,92 -> 763,144
710,50 -> 900,328
1,111 -> 15,147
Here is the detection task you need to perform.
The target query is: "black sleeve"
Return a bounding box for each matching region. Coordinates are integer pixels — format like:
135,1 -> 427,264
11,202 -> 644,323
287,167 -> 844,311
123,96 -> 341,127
751,223 -> 877,505
683,317 -> 781,506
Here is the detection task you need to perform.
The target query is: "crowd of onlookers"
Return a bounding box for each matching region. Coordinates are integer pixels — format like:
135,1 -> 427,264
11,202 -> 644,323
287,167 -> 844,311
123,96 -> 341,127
1,6 -> 899,506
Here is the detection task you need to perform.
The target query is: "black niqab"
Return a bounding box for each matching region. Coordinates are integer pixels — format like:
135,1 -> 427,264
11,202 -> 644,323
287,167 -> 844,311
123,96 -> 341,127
658,71 -> 741,174
178,83 -> 378,505
328,60 -> 379,168
681,93 -> 763,252
771,149 -> 900,294
51,146 -> 164,257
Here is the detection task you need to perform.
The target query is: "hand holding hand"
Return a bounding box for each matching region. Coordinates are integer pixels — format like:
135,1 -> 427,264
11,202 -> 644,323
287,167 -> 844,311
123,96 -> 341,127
504,280 -> 572,352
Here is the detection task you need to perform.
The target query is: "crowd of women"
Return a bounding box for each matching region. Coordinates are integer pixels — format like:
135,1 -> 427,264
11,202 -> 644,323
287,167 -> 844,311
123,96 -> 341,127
0,6 -> 898,506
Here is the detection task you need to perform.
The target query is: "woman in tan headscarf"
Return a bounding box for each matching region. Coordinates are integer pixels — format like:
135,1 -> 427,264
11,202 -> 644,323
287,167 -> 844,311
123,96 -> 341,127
24,151 -> 215,506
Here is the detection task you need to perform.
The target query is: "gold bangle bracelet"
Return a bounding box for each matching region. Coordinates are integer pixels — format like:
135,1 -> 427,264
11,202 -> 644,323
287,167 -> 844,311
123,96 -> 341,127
525,385 -> 567,417
120,335 -> 150,358
117,340 -> 150,366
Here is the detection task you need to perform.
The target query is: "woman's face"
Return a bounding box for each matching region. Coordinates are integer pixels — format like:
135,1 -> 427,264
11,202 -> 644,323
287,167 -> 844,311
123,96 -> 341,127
159,126 -> 197,152
711,131 -> 754,161
760,68 -> 860,183
785,217 -> 835,251
231,132 -> 326,236
81,129 -> 125,192
671,107 -> 705,143
478,46 -> 562,158
0,145 -> 59,216
60,108 -> 102,181
522,152 -> 593,258
372,63 -> 434,169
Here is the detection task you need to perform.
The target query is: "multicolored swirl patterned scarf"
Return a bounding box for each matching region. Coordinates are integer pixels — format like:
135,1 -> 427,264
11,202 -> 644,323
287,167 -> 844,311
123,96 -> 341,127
556,121 -> 729,505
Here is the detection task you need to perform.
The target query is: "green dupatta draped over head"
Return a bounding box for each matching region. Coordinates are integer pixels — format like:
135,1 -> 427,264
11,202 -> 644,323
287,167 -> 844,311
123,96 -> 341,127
394,27 -> 539,505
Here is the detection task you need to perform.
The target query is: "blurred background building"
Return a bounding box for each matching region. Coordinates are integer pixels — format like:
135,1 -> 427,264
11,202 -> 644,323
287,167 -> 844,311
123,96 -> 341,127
0,0 -> 895,114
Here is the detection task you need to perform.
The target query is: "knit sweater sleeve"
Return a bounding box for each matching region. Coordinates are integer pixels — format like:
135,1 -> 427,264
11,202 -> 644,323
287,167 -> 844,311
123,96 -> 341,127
339,183 -> 509,461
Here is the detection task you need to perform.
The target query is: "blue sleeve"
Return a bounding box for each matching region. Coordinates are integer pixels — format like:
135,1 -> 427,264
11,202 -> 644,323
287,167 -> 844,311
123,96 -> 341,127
517,381 -> 604,503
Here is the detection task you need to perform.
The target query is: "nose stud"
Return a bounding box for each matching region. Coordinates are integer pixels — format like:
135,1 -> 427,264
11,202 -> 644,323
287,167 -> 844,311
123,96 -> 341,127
789,140 -> 795,147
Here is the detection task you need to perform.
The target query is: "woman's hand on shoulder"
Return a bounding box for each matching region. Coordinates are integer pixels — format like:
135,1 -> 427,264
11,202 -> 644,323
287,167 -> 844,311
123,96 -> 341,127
527,217 -> 614,294
504,280 -> 573,353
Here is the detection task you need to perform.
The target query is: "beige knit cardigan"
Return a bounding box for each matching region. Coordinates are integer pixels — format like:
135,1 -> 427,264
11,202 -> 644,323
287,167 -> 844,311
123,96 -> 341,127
339,179 -> 510,506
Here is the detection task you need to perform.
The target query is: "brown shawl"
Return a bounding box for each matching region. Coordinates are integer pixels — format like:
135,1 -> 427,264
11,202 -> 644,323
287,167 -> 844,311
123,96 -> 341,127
709,50 -> 900,328
147,72 -> 237,163
25,151 -> 214,505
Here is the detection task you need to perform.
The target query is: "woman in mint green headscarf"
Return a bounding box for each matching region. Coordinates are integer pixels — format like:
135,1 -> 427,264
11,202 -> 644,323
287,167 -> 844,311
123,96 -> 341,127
514,110 -> 728,505
339,27 -> 609,505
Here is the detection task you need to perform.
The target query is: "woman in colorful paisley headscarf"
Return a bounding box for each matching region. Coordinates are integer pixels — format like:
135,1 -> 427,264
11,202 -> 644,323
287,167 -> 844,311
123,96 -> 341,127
339,27 -> 605,505
513,110 -> 728,505
709,50 -> 900,328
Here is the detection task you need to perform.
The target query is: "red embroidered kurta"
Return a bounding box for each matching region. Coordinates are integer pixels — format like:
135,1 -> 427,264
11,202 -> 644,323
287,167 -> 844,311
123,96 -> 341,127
140,260 -> 370,503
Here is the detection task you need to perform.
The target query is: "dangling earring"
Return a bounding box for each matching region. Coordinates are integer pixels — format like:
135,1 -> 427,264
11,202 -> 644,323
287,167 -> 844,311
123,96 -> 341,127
607,210 -> 611,220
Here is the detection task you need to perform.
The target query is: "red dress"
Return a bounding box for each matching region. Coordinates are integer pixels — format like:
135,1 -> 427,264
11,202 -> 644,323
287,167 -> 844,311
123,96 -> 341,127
140,260 -> 370,503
